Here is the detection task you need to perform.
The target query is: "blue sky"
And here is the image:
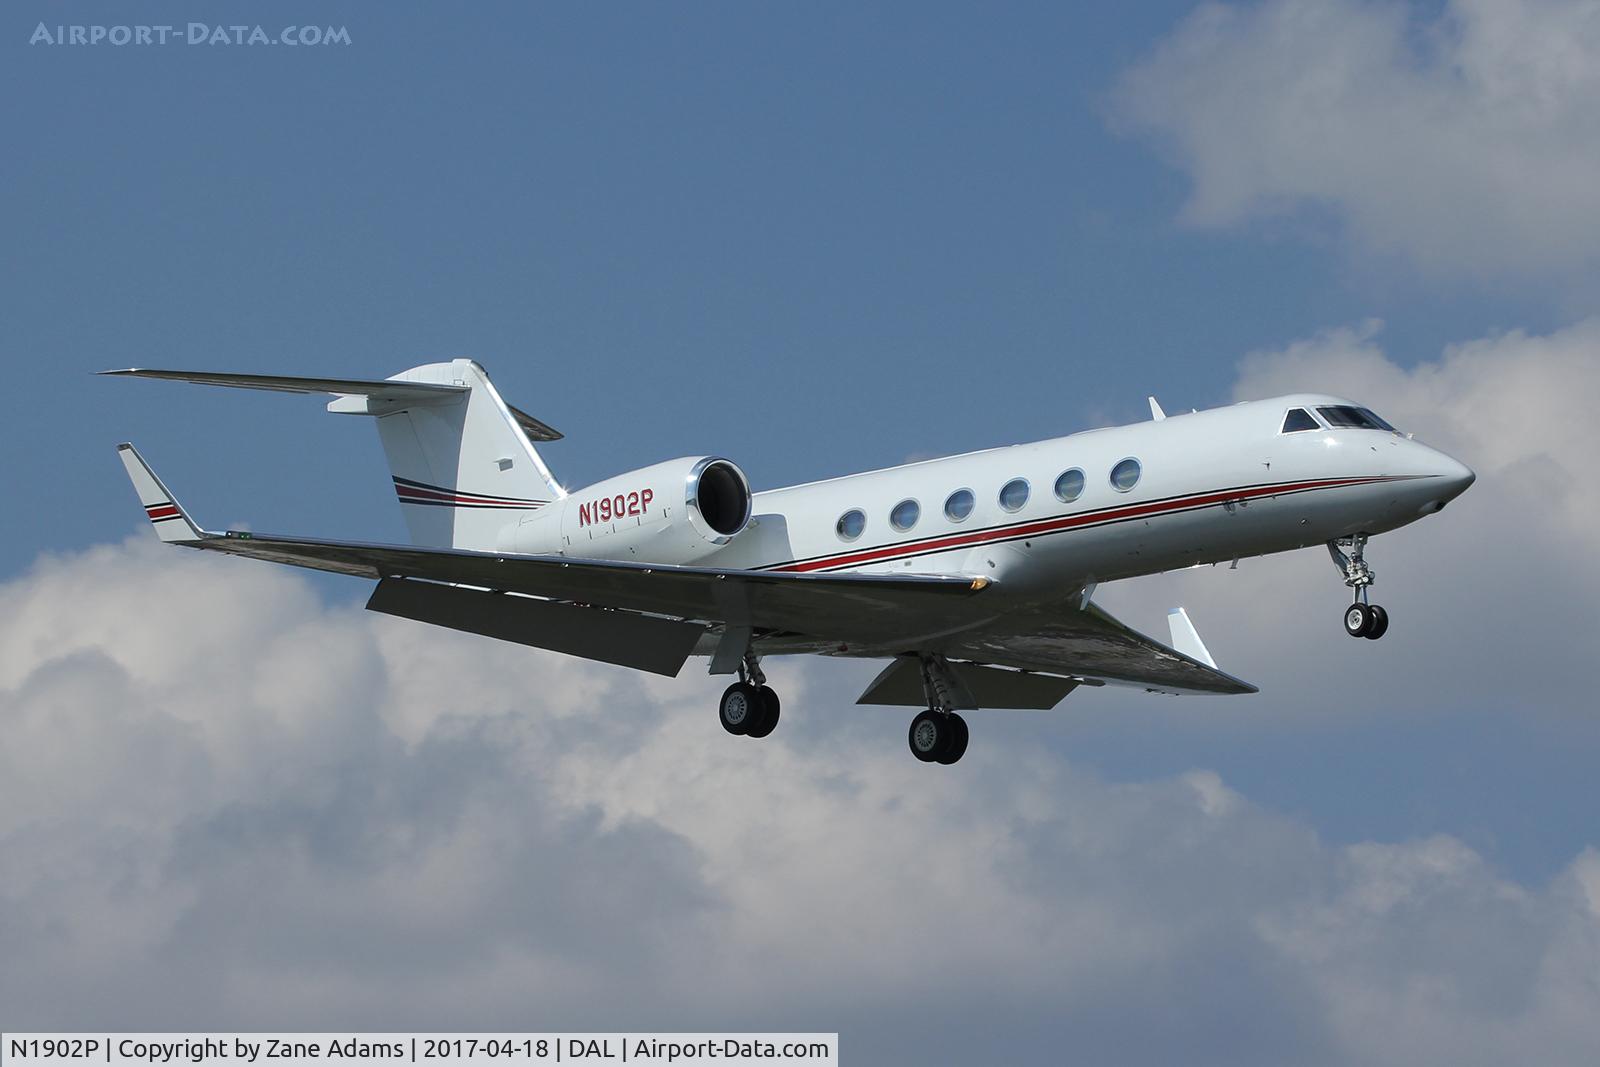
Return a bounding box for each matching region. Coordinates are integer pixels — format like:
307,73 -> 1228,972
6,2 -> 1600,1061
9,1 -> 1564,548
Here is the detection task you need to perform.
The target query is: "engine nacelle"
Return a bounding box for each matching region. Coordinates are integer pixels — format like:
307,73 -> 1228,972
506,456 -> 753,564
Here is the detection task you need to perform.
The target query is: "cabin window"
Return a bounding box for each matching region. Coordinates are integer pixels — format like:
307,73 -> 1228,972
836,508 -> 866,541
890,499 -> 920,532
944,488 -> 975,522
1318,405 -> 1395,431
1054,468 -> 1085,503
999,478 -> 1030,512
1281,408 -> 1320,433
1110,458 -> 1141,492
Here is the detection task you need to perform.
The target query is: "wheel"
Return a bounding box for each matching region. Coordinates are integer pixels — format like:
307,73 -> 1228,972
1344,602 -> 1373,637
935,713 -> 969,765
719,682 -> 759,735
745,686 -> 781,738
908,710 -> 945,762
1364,604 -> 1389,640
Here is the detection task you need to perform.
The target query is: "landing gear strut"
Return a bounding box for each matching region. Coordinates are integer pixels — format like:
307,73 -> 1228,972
718,650 -> 780,738
907,654 -> 969,765
1328,535 -> 1390,640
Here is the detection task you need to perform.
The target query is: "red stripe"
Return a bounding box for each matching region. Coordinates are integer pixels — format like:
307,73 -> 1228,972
771,476 -> 1391,574
145,504 -> 180,520
395,484 -> 543,507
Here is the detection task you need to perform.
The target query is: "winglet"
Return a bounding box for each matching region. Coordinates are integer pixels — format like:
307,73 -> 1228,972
1148,396 -> 1167,422
116,443 -> 205,543
1166,607 -> 1217,668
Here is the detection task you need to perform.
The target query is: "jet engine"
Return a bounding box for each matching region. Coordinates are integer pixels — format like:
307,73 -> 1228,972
506,456 -> 753,565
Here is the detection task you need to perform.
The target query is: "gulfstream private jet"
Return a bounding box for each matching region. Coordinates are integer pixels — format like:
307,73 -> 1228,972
108,360 -> 1474,764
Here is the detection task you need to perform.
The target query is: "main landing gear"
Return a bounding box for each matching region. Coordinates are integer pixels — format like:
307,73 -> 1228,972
718,651 -> 780,739
907,655 -> 969,765
1328,534 -> 1390,640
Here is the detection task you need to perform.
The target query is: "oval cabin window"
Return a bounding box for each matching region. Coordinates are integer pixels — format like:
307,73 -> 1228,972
999,478 -> 1030,512
944,488 -> 975,522
1054,468 -> 1085,503
836,509 -> 866,541
1110,458 -> 1141,492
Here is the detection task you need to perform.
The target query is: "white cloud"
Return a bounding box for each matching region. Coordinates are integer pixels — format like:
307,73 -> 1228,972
1111,0 -> 1600,282
4,321 -> 1600,1061
0,552 -> 1595,1058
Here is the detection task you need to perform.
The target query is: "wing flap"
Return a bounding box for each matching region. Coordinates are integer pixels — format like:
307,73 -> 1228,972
366,578 -> 704,676
856,656 -> 1080,710
941,602 -> 1256,695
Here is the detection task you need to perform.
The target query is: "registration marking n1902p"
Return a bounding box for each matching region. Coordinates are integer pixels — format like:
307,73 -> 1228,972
579,488 -> 653,527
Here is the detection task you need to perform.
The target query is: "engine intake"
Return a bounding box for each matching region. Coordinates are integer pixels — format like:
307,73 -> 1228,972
687,458 -> 752,542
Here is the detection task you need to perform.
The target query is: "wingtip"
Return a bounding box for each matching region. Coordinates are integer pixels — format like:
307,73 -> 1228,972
115,443 -> 205,543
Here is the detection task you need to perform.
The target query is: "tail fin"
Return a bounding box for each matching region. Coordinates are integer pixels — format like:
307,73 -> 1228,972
103,359 -> 563,551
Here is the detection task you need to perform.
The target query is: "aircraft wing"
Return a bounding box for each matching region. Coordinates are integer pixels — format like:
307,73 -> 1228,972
115,444 -> 991,673
936,602 -> 1257,696
184,528 -> 988,630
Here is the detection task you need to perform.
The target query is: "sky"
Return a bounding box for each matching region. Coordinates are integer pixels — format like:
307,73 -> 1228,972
3,1 -> 1600,1062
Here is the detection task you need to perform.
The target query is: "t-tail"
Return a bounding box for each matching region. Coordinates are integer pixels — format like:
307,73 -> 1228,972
100,359 -> 563,551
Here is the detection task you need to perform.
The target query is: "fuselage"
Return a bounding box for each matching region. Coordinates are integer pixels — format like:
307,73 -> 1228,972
710,394 -> 1474,604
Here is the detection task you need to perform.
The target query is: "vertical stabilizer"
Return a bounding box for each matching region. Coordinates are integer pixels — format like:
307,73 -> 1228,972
343,359 -> 563,550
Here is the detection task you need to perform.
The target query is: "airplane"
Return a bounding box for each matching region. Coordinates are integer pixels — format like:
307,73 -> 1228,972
106,359 -> 1475,765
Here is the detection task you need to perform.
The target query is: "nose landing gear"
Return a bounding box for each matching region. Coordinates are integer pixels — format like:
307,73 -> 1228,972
1329,535 -> 1390,640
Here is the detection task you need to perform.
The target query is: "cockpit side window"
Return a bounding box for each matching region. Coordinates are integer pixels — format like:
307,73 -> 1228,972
1318,405 -> 1395,431
1358,407 -> 1397,431
1281,408 -> 1321,433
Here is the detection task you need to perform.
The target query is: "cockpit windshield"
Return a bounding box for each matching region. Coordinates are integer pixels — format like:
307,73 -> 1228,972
1318,405 -> 1398,432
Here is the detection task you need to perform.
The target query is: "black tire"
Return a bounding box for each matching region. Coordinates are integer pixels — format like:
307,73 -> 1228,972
1364,604 -> 1389,640
746,686 -> 781,738
936,713 -> 969,765
908,710 -> 944,762
1344,602 -> 1373,638
719,682 -> 759,735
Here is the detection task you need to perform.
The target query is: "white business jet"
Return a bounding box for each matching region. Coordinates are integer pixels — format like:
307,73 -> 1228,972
108,360 -> 1474,764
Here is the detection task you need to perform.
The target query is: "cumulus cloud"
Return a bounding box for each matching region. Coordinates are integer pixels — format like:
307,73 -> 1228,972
1110,0 -> 1600,281
0,544 -> 1596,1059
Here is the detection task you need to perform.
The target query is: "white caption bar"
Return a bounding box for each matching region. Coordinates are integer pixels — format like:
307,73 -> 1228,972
1,1035 -> 837,1067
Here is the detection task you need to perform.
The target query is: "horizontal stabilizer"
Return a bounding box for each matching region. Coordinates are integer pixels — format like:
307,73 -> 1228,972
856,657 -> 1080,710
366,578 -> 704,676
116,443 -> 203,543
100,368 -> 465,402
101,367 -> 562,441
1166,607 -> 1217,669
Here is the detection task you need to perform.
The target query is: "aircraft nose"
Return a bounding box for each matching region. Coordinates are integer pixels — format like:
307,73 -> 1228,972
1418,448 -> 1475,514
1438,454 -> 1476,497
